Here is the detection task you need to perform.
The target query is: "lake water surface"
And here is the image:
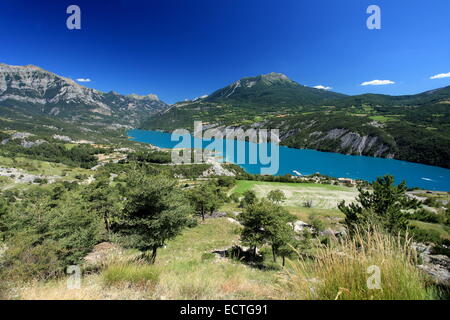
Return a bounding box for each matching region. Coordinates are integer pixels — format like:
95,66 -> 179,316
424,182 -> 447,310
128,129 -> 450,191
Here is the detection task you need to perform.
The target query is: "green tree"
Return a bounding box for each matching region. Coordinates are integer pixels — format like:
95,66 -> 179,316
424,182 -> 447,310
113,174 -> 191,264
216,176 -> 236,188
240,190 -> 257,208
81,179 -> 119,235
239,199 -> 296,263
188,183 -> 223,221
0,198 -> 8,241
2,190 -> 103,273
338,175 -> 420,234
45,194 -> 105,265
267,189 -> 286,204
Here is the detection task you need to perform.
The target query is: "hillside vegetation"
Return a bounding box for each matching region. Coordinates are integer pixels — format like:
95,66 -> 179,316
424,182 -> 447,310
1,138 -> 449,299
142,74 -> 450,169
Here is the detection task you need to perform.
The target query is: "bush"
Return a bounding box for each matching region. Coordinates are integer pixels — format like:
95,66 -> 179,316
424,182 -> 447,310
0,234 -> 62,281
281,227 -> 434,300
229,192 -> 240,203
410,209 -> 442,224
431,245 -> 450,258
423,198 -> 441,208
409,226 -> 443,244
102,263 -> 160,288
309,215 -> 325,233
216,177 -> 236,188
303,200 -> 313,208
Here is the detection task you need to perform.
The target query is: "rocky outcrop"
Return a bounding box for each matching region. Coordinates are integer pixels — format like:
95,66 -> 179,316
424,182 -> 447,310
0,167 -> 60,184
414,242 -> 450,286
317,129 -> 393,157
1,132 -> 48,148
202,156 -> 236,177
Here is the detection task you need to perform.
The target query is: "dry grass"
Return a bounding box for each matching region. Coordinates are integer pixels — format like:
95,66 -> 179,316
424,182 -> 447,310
7,221 -> 437,300
234,180 -> 358,209
13,274 -> 150,300
9,218 -> 279,300
279,227 -> 434,300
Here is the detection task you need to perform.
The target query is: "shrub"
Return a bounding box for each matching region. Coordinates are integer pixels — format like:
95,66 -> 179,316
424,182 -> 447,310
102,263 -> 160,288
303,200 -> 313,208
411,209 -> 443,224
229,192 -> 240,203
0,234 -> 62,281
423,198 -> 441,208
216,177 -> 236,188
309,215 -> 325,233
409,226 -> 442,244
281,227 -> 434,300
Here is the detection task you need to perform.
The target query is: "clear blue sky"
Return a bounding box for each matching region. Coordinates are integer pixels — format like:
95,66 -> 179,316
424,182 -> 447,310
1,0 -> 449,104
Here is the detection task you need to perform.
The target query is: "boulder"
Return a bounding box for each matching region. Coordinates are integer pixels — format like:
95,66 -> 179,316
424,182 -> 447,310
413,242 -> 450,286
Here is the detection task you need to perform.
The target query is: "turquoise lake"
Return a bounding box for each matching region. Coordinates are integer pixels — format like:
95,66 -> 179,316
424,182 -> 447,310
128,129 -> 450,191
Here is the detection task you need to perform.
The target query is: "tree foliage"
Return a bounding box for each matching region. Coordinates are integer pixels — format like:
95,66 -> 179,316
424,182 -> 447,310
112,173 -> 192,263
239,199 -> 296,264
338,175 -> 420,233
267,189 -> 286,204
188,182 -> 225,221
240,190 -> 257,208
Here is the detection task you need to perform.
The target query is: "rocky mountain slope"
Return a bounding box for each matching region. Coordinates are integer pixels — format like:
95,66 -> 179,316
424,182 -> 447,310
0,63 -> 168,126
205,72 -> 346,107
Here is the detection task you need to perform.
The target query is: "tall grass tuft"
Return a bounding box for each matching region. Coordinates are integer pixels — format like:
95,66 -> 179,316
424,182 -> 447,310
102,263 -> 160,289
282,227 -> 435,300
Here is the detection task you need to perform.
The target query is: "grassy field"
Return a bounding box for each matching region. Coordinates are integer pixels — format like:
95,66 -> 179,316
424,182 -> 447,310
0,156 -> 92,187
0,156 -> 89,176
233,180 -> 357,210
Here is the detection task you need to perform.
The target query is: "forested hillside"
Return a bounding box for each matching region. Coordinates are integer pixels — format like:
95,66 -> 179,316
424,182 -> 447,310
142,74 -> 450,169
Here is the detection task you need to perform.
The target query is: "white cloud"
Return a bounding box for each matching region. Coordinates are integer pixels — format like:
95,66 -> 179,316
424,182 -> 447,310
76,78 -> 91,82
192,94 -> 209,101
313,85 -> 332,90
361,80 -> 395,86
430,72 -> 450,80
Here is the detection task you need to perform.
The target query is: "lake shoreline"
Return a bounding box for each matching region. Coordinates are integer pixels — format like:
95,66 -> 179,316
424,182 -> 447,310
128,129 -> 450,191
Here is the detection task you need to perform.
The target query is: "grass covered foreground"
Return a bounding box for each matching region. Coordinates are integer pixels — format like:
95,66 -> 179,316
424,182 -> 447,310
8,218 -> 438,300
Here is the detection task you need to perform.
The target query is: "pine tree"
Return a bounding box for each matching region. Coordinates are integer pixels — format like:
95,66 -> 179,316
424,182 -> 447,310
338,175 -> 420,234
113,174 -> 192,264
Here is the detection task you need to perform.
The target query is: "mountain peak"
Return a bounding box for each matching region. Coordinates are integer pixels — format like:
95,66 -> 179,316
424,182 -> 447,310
206,72 -> 344,106
127,93 -> 160,101
261,72 -> 290,81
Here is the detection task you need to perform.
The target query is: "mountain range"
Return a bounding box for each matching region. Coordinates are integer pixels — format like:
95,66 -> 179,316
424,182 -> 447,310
0,63 -> 168,127
1,63 -> 449,168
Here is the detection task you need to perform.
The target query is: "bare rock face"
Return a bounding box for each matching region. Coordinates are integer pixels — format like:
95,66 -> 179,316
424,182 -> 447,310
0,63 -> 169,125
319,128 -> 393,157
202,157 -> 236,177
83,242 -> 128,269
414,242 -> 450,286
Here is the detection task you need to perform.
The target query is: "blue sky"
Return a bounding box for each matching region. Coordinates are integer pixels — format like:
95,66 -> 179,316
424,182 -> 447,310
1,0 -> 449,104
